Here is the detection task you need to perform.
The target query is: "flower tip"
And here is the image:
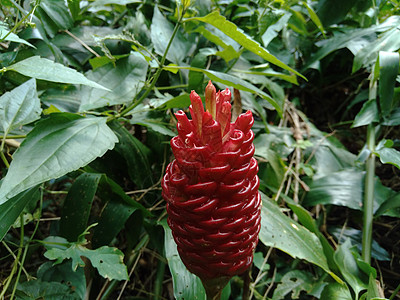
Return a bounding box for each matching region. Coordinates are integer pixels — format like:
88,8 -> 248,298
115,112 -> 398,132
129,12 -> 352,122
205,81 -> 217,119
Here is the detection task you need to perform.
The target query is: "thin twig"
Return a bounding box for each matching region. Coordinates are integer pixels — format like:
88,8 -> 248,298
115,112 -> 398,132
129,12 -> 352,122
63,30 -> 101,57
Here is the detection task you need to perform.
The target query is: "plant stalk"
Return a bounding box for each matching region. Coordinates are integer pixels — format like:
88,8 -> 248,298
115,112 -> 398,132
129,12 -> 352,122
362,123 -> 376,264
114,11 -> 184,120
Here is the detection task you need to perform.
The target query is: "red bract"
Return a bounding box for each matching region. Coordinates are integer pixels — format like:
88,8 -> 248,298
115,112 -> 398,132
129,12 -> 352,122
162,81 -> 261,296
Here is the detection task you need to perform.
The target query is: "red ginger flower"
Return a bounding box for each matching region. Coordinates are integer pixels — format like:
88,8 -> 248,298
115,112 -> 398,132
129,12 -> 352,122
162,81 -> 261,297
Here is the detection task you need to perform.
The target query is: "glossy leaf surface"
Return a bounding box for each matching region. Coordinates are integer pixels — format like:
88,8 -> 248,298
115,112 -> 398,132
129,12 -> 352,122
0,113 -> 118,204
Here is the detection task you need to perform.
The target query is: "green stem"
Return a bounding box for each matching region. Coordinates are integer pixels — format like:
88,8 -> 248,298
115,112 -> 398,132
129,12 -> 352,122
10,189 -> 43,299
100,234 -> 149,300
389,281 -> 400,300
113,13 -> 184,121
0,2 -> 37,43
153,259 -> 166,300
362,123 -> 375,264
0,215 -> 24,298
0,135 -> 26,139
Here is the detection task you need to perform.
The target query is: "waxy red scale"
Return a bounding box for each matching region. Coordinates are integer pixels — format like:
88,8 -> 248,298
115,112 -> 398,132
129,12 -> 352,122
162,81 -> 261,290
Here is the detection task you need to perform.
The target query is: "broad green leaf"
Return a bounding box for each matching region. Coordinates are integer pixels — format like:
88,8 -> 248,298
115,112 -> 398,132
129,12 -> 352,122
375,144 -> 400,169
379,51 -> 399,118
320,283 -> 353,300
161,219 -> 207,299
334,239 -> 368,297
79,52 -> 148,111
150,93 -> 191,110
0,24 -> 35,48
234,68 -> 298,85
286,199 -> 339,273
129,104 -> 175,136
329,227 -> 390,261
37,261 -> 86,299
0,113 -> 118,204
6,56 -> 109,90
44,236 -> 129,281
188,52 -> 207,92
39,0 -> 73,30
353,28 -> 400,73
0,187 -> 40,241
59,173 -> 102,242
187,11 -> 305,80
261,12 -> 292,48
194,26 -> 240,62
352,99 -> 379,128
92,175 -> 148,248
163,65 -> 283,115
303,16 -> 400,70
151,6 -> 190,64
67,0 -> 80,20
90,0 -> 142,6
316,0 -> 362,26
16,279 -> 79,300
40,87 -> 80,113
272,270 -> 314,300
304,169 -> 364,210
259,193 -> 338,281
0,78 -> 42,135
109,121 -> 153,188
374,191 -> 400,217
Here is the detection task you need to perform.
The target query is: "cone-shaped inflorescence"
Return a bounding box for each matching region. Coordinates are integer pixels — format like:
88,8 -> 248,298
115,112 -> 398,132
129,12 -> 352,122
162,81 -> 261,297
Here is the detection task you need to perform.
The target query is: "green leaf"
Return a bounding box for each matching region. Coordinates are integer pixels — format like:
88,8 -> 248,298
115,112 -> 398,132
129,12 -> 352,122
89,0 -> 142,7
16,279 -> 79,300
0,187 -> 40,241
379,51 -> 399,118
67,0 -> 80,21
163,65 -> 283,115
160,219 -> 207,300
320,283 -> 353,300
352,98 -> 379,128
334,239 -> 368,297
375,144 -> 400,169
79,52 -> 148,111
329,227 -> 390,261
303,16 -> 400,70
261,12 -> 292,48
259,193 -> 339,281
6,56 -> 109,90
187,11 -> 305,80
92,175 -> 149,248
302,2 -> 325,37
109,121 -> 153,188
0,23 -> 35,48
316,0 -> 361,26
151,6 -> 190,64
272,270 -> 314,300
286,199 -> 339,273
39,0 -> 73,30
304,169 -> 364,210
44,236 -> 129,281
0,78 -> 42,135
37,261 -> 86,299
0,113 -> 118,204
150,93 -> 191,110
234,68 -> 298,85
59,173 -> 102,242
193,26 -> 240,62
129,104 -> 175,136
353,28 -> 400,73
366,274 -> 382,300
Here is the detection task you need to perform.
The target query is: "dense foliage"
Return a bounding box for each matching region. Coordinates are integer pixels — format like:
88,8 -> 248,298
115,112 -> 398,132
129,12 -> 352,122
0,0 -> 399,299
